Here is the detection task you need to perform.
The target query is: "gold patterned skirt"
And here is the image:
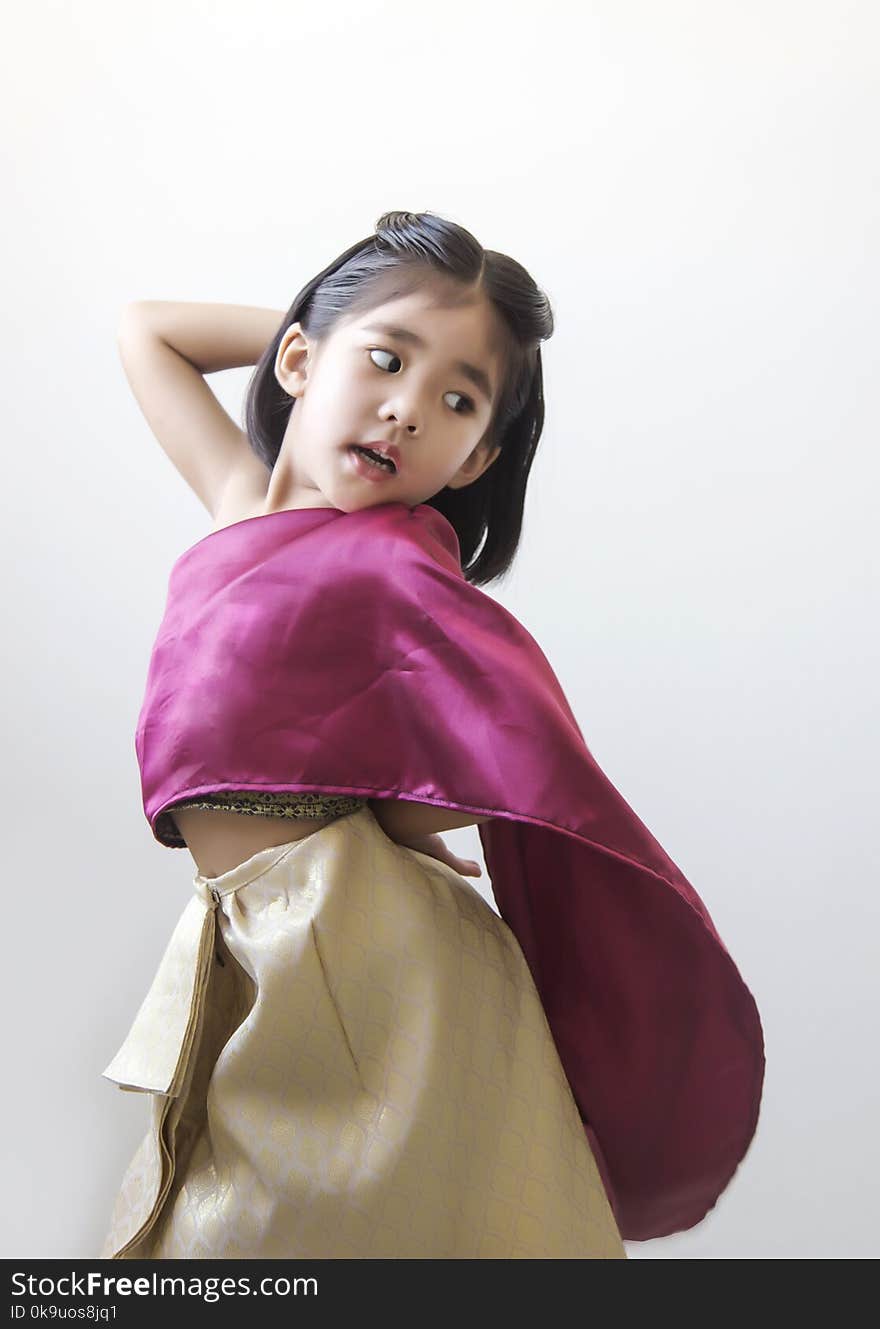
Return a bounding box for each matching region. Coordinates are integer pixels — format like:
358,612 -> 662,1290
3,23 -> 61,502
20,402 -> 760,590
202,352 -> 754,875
99,804 -> 626,1259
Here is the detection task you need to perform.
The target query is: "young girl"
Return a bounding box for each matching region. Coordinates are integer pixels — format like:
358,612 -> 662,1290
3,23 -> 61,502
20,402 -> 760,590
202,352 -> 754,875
99,210 -> 764,1259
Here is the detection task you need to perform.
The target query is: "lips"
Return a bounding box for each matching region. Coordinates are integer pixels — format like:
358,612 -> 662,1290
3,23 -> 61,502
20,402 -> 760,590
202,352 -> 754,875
360,441 -> 401,473
348,445 -> 398,482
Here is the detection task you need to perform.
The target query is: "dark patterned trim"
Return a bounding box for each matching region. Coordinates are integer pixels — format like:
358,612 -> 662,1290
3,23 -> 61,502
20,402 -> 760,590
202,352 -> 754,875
154,791 -> 369,849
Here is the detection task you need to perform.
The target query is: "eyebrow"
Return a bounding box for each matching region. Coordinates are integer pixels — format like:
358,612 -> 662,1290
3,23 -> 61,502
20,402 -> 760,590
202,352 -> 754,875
361,322 -> 493,404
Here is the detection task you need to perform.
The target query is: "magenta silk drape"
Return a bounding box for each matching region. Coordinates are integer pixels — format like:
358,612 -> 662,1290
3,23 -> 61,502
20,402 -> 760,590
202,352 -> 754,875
134,500 -> 765,1242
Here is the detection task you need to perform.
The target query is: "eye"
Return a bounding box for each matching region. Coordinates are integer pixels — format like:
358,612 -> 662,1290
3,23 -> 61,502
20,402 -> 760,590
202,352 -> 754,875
367,347 -> 476,415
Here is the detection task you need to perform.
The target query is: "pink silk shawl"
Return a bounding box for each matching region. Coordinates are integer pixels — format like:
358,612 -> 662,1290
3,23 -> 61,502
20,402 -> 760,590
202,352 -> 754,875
135,500 -> 765,1242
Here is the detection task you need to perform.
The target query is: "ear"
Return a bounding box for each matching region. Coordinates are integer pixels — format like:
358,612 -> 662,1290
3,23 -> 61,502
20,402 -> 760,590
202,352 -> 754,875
446,438 -> 502,490
274,322 -> 312,399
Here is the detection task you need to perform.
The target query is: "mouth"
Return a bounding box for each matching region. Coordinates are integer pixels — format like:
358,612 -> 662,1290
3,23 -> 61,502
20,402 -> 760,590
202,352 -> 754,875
348,444 -> 399,475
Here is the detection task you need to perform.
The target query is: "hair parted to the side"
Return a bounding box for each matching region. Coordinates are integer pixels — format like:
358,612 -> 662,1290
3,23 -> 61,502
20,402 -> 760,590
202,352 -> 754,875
243,210 -> 554,586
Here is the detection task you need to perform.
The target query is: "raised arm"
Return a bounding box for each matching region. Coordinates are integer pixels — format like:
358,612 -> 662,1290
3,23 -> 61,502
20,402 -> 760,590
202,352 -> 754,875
116,300 -> 285,516
121,300 -> 287,375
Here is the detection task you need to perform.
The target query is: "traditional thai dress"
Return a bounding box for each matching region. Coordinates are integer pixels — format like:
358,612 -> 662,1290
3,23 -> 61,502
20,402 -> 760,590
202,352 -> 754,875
99,502 -> 764,1258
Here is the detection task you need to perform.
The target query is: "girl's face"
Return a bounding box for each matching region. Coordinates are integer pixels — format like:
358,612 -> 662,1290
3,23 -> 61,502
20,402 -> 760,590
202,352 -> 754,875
268,286 -> 504,512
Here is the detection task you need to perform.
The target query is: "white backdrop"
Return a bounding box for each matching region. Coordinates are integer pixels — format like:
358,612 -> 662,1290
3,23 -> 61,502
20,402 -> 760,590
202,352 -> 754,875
2,0 -> 876,1260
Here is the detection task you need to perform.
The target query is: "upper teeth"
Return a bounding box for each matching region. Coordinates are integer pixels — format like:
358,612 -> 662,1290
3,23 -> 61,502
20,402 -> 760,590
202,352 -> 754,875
359,446 -> 394,470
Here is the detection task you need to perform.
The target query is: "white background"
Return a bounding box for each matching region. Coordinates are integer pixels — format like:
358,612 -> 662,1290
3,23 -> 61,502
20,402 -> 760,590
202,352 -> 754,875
2,0 -> 876,1259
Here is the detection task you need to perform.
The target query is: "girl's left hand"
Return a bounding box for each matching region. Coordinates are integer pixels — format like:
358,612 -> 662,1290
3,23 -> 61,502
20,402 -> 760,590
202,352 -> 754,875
397,832 -> 482,878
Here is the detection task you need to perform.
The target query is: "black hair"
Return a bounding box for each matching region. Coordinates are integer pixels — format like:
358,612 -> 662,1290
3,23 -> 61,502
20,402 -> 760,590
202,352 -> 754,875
243,210 -> 554,586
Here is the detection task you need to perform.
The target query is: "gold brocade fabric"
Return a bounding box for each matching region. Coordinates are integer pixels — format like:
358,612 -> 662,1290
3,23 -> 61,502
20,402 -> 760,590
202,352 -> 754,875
99,805 -> 626,1259
154,790 -> 369,848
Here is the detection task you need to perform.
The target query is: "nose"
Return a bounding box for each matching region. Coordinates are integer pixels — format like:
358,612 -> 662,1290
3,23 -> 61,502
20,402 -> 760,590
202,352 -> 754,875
385,416 -> 418,436
382,393 -> 421,434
